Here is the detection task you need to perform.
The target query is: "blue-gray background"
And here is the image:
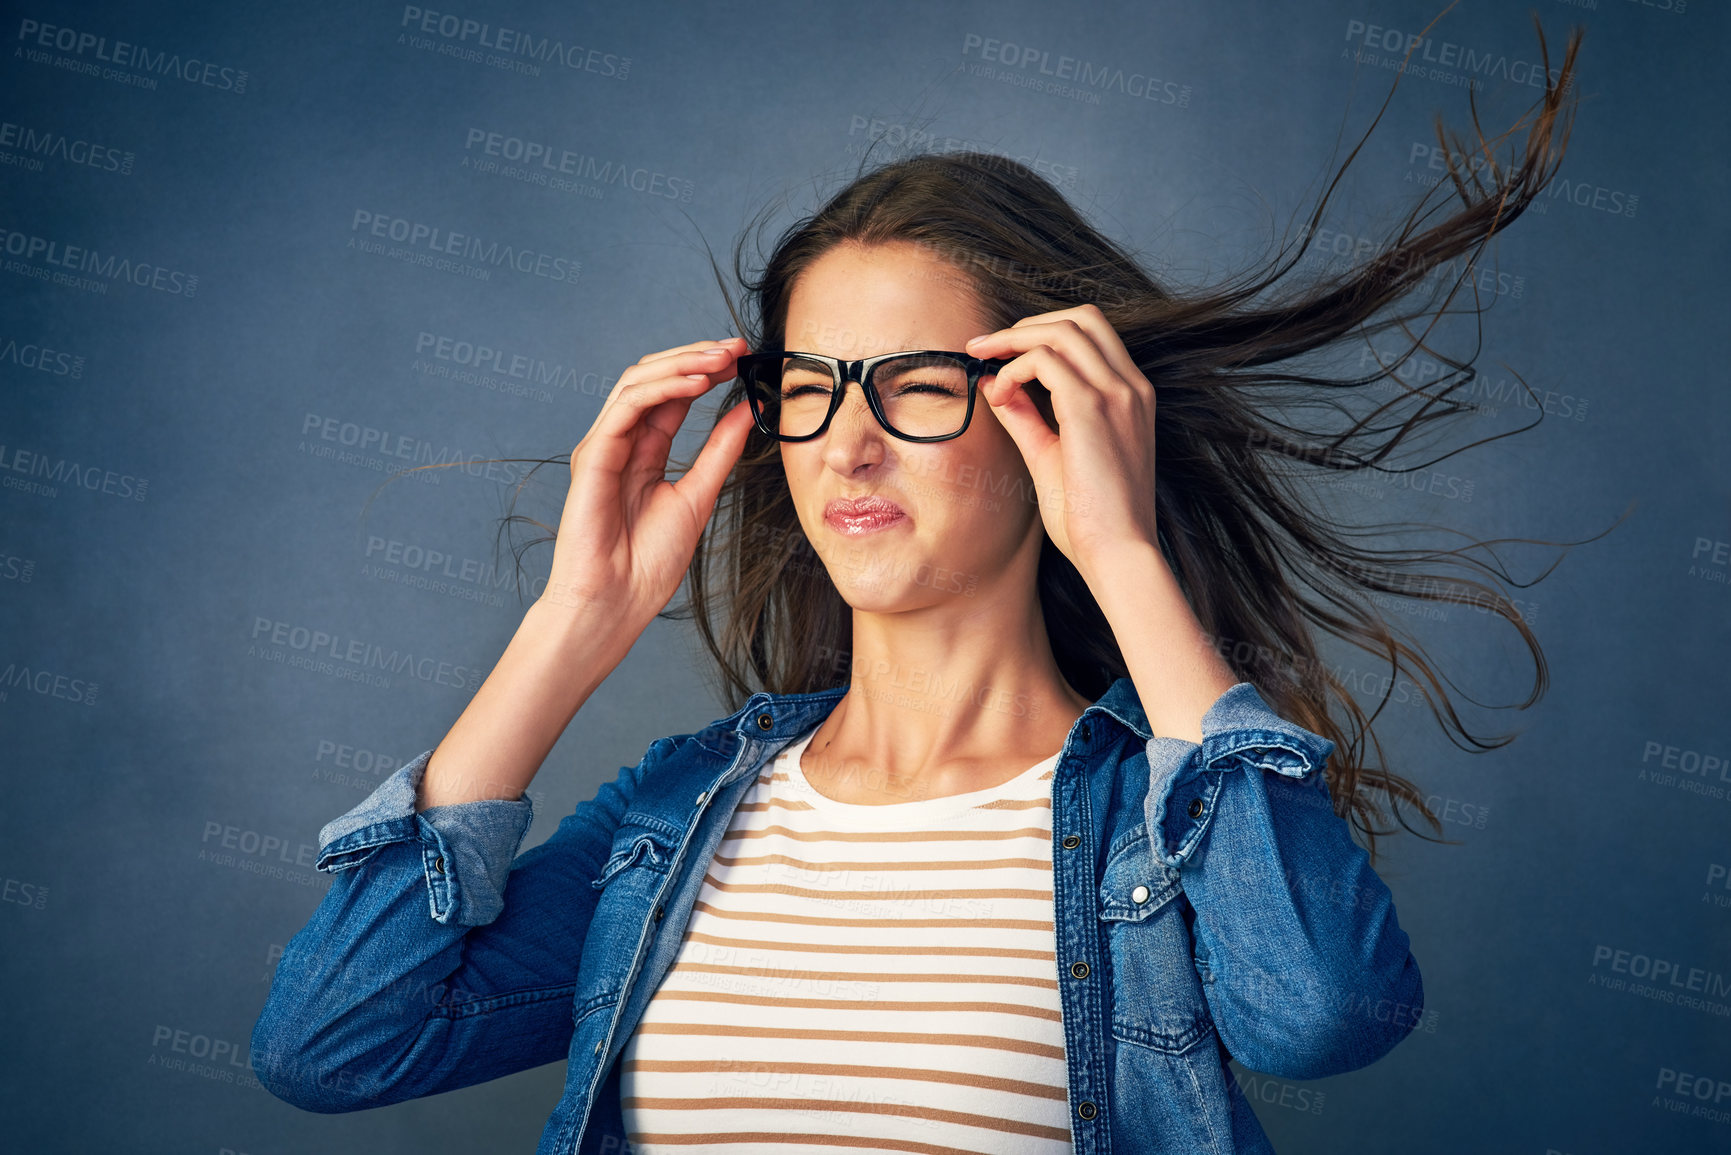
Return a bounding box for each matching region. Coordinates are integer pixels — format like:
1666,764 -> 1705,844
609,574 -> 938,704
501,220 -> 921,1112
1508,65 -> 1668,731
3,1 -> 1727,1152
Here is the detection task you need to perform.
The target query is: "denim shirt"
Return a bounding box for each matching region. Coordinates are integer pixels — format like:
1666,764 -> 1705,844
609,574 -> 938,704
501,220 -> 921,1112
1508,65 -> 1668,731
252,678 -> 1423,1154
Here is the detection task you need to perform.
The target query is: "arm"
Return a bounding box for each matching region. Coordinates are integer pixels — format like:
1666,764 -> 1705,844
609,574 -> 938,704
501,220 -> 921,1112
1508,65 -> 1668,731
1144,685 -> 1424,1078
1092,542 -> 1423,1078
251,597 -> 643,1110
416,595 -> 633,808
250,335 -> 756,1107
250,741 -> 651,1111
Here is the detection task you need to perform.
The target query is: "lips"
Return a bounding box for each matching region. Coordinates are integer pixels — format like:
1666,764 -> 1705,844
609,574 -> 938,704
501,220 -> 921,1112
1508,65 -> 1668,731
824,494 -> 907,534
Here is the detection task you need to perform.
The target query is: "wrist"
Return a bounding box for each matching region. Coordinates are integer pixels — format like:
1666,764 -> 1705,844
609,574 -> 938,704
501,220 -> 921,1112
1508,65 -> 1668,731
1080,537 -> 1171,614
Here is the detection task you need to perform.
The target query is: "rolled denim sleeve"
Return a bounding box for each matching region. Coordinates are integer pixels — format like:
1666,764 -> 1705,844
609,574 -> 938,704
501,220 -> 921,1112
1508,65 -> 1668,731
1144,682 -> 1424,1079
315,749 -> 535,927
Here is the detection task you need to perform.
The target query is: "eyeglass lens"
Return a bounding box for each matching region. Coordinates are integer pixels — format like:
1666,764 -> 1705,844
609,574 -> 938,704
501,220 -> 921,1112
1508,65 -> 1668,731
747,354 -> 971,439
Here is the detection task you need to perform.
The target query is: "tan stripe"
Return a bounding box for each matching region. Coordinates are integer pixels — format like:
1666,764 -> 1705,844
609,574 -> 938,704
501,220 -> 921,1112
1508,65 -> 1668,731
671,962 -> 1057,990
724,825 -> 1052,844
648,987 -> 1062,1022
691,899 -> 1053,932
739,797 -> 1045,815
625,1130 -> 999,1155
737,799 -> 818,812
622,1096 -> 1071,1142
684,931 -> 1055,961
624,1058 -> 1067,1101
634,1021 -> 1065,1059
975,797 -> 1052,811
703,873 -> 1053,903
713,850 -> 1049,873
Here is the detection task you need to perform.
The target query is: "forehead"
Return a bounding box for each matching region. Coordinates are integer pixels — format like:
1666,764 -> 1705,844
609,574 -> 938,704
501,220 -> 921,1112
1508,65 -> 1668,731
785,240 -> 989,358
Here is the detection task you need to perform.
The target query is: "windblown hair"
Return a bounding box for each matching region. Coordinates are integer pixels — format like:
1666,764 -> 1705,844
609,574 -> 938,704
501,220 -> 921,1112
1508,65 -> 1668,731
665,20 -> 1609,860
431,20 -> 1612,860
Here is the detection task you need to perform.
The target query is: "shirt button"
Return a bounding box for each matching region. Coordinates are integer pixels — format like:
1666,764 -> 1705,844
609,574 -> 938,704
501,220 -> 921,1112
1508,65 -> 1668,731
1070,961 -> 1090,979
1061,834 -> 1081,850
1187,797 -> 1205,819
755,712 -> 774,730
1131,885 -> 1149,904
431,856 -> 445,874
654,904 -> 665,922
594,1040 -> 604,1056
695,791 -> 708,806
1077,1100 -> 1098,1120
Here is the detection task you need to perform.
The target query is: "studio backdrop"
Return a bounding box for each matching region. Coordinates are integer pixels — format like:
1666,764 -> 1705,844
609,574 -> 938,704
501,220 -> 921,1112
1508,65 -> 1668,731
2,1 -> 1727,1152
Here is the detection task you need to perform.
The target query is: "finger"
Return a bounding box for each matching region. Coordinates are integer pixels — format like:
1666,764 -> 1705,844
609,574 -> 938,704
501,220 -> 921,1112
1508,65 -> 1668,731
622,391 -> 688,483
589,346 -> 738,456
581,368 -> 731,482
633,335 -> 746,369
977,355 -> 1062,464
623,364 -> 745,483
1008,305 -> 1142,385
625,337 -> 746,392
1070,308 -> 1144,389
971,320 -> 1134,408
670,399 -> 758,521
594,339 -> 743,422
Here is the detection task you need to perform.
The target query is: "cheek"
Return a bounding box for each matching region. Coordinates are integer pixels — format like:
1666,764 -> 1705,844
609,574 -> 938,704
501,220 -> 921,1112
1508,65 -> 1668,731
910,449 -> 1029,536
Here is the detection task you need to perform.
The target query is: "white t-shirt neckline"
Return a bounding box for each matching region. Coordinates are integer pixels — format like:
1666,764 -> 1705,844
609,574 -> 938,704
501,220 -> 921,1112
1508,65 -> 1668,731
778,724 -> 1062,826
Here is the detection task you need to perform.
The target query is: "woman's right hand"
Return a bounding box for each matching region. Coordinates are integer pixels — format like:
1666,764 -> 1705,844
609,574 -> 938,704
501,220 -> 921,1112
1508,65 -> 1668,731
540,336 -> 757,633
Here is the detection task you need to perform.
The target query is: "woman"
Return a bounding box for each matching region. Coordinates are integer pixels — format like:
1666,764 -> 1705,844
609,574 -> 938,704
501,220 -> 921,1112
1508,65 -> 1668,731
253,27 -> 1584,1155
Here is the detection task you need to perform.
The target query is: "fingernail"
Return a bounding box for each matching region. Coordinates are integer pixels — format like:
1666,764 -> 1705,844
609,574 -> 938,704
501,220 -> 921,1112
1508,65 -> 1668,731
703,347 -> 727,354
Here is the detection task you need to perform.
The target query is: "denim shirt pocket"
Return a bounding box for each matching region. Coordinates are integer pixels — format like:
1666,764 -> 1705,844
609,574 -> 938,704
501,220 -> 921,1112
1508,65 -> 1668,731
571,811 -> 686,1022
590,813 -> 682,891
1096,823 -> 1216,1055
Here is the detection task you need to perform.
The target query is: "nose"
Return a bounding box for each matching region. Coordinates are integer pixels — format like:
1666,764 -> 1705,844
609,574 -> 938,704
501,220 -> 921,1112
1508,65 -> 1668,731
820,380 -> 889,471
833,375 -> 875,425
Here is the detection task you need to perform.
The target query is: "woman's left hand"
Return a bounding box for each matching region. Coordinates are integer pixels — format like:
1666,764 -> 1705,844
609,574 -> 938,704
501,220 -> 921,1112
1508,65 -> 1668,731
964,304 -> 1159,580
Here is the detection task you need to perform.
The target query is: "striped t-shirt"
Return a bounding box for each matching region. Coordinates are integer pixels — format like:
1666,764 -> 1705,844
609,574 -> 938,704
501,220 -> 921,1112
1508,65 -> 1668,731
619,723 -> 1074,1154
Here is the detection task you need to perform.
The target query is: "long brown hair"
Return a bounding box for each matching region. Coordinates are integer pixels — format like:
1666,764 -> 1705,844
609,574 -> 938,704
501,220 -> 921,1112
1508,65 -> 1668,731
667,19 -> 1620,861
419,20 -> 1617,861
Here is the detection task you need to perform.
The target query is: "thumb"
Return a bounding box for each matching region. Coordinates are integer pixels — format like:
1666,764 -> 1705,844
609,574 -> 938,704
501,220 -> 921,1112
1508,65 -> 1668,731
983,376 -> 1059,473
672,400 -> 757,520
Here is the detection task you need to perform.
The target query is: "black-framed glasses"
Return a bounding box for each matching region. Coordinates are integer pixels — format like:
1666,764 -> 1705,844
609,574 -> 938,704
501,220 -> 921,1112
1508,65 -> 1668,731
738,349 -> 1010,443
